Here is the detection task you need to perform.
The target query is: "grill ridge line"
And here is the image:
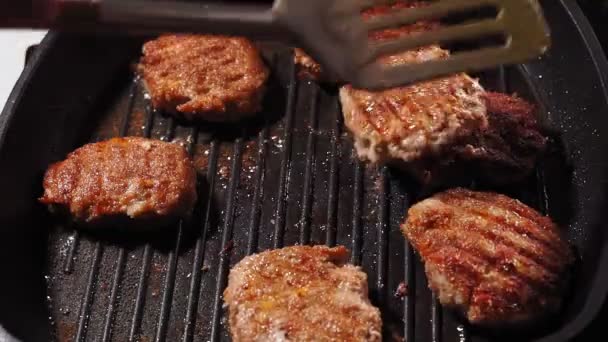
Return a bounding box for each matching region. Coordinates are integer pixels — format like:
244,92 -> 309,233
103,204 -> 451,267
75,242 -> 103,342
376,167 -> 389,307
272,60 -> 297,249
74,77 -> 139,341
325,102 -> 341,247
62,230 -> 79,273
102,248 -> 126,341
129,90 -> 157,342
431,294 -> 443,342
246,129 -> 267,255
299,85 -> 319,245
210,138 -> 244,341
182,139 -> 219,342
351,161 -> 364,265
154,120 -> 198,342
403,194 -> 415,342
100,78 -> 139,342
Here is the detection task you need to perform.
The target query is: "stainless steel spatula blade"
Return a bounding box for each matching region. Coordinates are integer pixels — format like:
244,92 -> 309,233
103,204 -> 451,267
277,0 -> 549,89
54,0 -> 550,90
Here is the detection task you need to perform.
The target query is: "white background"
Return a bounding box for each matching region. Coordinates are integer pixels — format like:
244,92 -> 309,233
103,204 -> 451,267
0,29 -> 47,110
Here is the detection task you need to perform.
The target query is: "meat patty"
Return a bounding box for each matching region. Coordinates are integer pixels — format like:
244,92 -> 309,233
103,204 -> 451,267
294,48 -> 323,81
454,92 -> 547,184
339,2 -> 546,185
138,34 -> 269,122
224,245 -> 382,341
40,137 -> 197,227
294,1 -> 438,82
340,1 -> 488,164
341,72 -> 488,163
402,188 -> 573,326
404,92 -> 547,185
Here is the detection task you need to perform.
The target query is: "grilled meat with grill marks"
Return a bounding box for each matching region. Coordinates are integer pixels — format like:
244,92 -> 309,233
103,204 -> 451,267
224,245 -> 382,341
340,72 -> 488,164
337,1 -> 547,185
455,92 -> 547,184
294,1 -> 439,82
404,92 -> 547,185
40,137 -> 197,227
402,188 -> 573,325
340,1 -> 488,165
138,34 -> 269,122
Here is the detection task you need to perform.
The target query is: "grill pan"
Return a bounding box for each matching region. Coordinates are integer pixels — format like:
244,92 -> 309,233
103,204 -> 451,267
1,1 -> 608,341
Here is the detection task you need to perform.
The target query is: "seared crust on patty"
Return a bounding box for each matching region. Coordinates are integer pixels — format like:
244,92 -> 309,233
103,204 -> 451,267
402,189 -> 573,325
340,1 -> 488,165
40,137 -> 197,226
339,1 -> 546,186
403,92 -> 547,186
224,245 -> 382,341
340,72 -> 488,163
454,92 -> 547,184
139,34 -> 269,122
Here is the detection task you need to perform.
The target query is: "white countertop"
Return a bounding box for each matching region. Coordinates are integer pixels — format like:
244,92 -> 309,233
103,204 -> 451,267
0,29 -> 47,110
0,29 -> 47,342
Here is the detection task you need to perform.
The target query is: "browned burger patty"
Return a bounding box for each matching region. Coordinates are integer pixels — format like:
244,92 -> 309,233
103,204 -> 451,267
138,34 -> 269,122
454,92 -> 547,184
340,1 -> 488,164
294,1 -> 439,82
337,1 -> 546,185
405,92 -> 547,185
340,72 -> 488,163
402,188 -> 573,326
294,48 -> 323,81
224,245 -> 382,341
40,137 -> 197,227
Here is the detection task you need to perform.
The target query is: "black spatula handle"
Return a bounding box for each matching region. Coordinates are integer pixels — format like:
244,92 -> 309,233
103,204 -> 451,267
99,0 -> 289,39
0,0 -> 292,41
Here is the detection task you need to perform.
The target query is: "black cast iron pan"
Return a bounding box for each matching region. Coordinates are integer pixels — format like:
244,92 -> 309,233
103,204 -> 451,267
0,1 -> 607,341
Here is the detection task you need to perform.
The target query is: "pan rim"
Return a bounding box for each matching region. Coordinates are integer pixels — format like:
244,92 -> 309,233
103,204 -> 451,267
0,1 -> 607,340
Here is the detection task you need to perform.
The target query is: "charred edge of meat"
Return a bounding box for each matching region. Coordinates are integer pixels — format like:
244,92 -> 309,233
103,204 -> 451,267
390,92 -> 548,187
402,189 -> 574,328
140,79 -> 267,123
40,137 -> 197,228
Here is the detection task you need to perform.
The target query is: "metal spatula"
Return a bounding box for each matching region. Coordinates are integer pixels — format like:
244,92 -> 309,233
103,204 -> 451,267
12,0 -> 550,90
277,0 -> 550,89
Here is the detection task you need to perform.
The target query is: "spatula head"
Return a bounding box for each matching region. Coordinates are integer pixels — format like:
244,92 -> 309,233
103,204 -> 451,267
275,0 -> 550,90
